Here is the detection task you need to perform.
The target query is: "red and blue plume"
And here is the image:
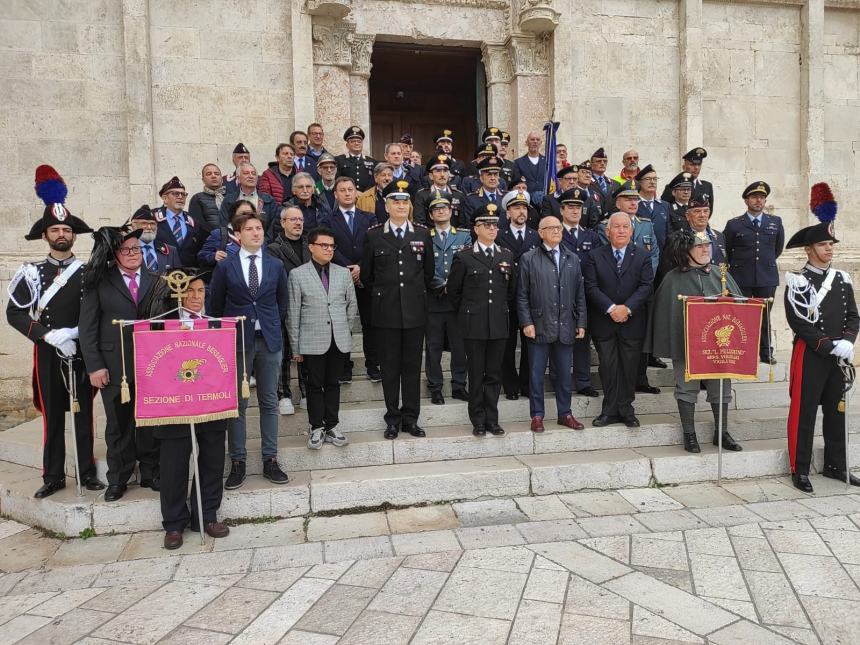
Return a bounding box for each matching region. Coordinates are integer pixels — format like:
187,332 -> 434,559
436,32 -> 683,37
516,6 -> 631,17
810,182 -> 837,223
34,164 -> 67,207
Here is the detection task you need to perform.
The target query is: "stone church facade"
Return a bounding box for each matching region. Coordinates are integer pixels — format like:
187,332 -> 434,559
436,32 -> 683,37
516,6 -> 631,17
0,0 -> 858,411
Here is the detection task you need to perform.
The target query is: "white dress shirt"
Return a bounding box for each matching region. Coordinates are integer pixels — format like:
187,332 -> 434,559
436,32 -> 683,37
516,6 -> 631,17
239,247 -> 263,330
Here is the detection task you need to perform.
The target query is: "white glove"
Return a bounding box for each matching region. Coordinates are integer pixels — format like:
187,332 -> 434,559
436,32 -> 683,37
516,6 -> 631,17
51,328 -> 77,345
57,340 -> 77,357
42,330 -> 61,347
831,339 -> 854,360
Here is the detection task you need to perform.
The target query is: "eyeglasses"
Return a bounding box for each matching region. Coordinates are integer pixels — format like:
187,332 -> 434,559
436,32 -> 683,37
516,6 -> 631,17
282,217 -> 304,223
119,246 -> 142,255
642,176 -> 660,181
539,226 -> 563,233
310,242 -> 337,250
165,191 -> 187,198
478,222 -> 498,229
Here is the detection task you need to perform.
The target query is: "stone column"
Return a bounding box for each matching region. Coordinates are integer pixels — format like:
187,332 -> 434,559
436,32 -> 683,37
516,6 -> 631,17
312,22 -> 355,150
349,33 -> 374,152
291,2 -> 316,130
121,0 -> 156,205
507,33 -> 552,150
679,0 -> 704,154
481,44 -> 513,134
800,0 -> 825,226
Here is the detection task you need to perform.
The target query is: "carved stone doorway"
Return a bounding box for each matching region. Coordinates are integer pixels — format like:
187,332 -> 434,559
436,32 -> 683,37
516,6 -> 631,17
369,43 -> 484,163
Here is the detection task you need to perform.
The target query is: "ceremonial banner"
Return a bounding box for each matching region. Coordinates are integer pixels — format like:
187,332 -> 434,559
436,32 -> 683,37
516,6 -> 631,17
133,321 -> 239,426
543,120 -> 560,195
684,297 -> 767,380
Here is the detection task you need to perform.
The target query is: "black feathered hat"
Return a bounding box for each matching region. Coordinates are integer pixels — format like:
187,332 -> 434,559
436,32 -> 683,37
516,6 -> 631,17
82,226 -> 142,289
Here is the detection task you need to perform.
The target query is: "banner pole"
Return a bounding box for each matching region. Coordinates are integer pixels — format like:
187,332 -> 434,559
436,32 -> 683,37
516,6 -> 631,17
717,378 -> 724,487
845,383 -> 851,488
65,357 -> 83,497
189,423 -> 206,545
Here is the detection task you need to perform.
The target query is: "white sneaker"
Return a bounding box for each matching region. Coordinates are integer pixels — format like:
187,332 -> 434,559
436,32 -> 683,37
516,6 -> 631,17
298,398 -> 307,409
308,428 -> 325,450
324,427 -> 349,447
249,376 -> 257,388
278,398 -> 295,415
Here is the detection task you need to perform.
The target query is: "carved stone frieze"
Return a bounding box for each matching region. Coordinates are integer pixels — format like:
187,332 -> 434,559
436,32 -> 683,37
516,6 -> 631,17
306,0 -> 352,19
350,33 -> 375,77
312,23 -> 355,68
481,43 -> 513,84
507,33 -> 551,76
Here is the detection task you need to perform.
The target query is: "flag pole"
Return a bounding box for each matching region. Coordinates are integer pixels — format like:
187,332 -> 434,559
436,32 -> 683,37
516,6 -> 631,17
64,356 -> 84,496
189,423 -> 206,545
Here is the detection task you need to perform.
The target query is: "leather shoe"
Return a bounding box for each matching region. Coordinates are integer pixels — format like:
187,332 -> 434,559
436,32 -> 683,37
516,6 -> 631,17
384,425 -> 399,440
402,423 -> 426,437
648,356 -> 668,368
164,530 -> 183,550
451,389 -> 469,401
472,425 -> 486,437
760,354 -> 777,365
792,473 -> 814,493
83,477 -> 105,491
139,477 -> 160,491
683,434 -> 701,453
430,391 -> 445,405
622,415 -> 641,428
821,465 -> 860,486
557,414 -> 585,430
577,386 -> 599,398
488,424 -> 505,436
635,385 -> 661,394
530,416 -> 545,433
713,432 -> 743,451
195,521 -> 230,538
34,480 -> 65,499
592,415 -> 620,427
104,484 -> 126,502
506,393 -> 520,400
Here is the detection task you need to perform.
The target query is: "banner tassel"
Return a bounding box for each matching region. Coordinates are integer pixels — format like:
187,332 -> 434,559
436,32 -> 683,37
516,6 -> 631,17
241,375 -> 250,399
120,377 -> 131,404
72,398 -> 80,413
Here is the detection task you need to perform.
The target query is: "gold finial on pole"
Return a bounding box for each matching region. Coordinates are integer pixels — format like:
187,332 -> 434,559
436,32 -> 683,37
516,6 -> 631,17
165,270 -> 192,307
719,263 -> 729,297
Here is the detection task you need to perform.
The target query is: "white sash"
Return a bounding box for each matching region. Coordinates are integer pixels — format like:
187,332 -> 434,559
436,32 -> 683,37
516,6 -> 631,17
815,268 -> 838,305
36,260 -> 83,319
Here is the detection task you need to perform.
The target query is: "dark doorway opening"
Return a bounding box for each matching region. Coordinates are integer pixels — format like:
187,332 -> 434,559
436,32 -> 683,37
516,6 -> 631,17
369,43 -> 485,164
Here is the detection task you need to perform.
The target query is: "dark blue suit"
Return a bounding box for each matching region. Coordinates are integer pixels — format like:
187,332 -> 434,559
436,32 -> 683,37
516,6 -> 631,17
293,155 -> 318,180
319,207 -> 379,373
140,240 -> 180,273
514,154 -> 546,195
153,207 -> 209,268
463,189 -> 504,225
637,199 -> 671,249
583,243 -> 654,419
496,224 -> 540,396
208,251 -> 289,462
724,212 -> 784,358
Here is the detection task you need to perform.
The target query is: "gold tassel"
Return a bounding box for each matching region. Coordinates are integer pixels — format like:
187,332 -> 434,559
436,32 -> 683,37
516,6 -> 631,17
120,377 -> 131,404
241,375 -> 250,399
769,365 -> 774,383
72,398 -> 80,413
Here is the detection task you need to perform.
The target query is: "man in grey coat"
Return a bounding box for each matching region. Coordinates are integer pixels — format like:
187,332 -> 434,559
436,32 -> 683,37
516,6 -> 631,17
287,226 -> 358,450
517,216 -> 587,433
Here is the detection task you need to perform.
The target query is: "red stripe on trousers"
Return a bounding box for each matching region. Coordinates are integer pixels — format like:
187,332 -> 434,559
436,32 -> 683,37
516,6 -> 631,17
787,339 -> 806,473
32,344 -> 48,476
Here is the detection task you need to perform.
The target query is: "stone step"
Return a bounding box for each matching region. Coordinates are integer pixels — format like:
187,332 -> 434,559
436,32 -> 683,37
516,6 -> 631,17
1,434 -> 854,535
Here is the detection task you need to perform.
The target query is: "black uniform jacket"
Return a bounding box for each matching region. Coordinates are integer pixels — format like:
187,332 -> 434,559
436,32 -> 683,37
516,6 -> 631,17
447,243 -> 516,340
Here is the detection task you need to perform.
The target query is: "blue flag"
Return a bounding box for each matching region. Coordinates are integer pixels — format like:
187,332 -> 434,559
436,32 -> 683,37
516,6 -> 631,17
543,121 -> 560,195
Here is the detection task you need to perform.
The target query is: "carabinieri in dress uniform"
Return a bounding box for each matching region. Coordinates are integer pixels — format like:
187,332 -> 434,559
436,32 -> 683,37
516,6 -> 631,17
6,165 -> 104,498
335,126 -> 377,192
447,204 -> 517,436
784,183 -> 860,493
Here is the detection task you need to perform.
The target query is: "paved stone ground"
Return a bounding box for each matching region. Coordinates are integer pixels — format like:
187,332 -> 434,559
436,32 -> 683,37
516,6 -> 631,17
2,476 -> 860,643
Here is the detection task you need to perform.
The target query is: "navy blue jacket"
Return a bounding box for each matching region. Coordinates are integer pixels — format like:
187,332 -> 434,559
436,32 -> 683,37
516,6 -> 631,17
153,207 -> 210,268
463,189 -> 505,225
319,207 -> 377,267
582,243 -> 654,340
496,225 -> 540,271
723,213 -> 784,288
208,252 -> 289,352
514,154 -> 546,195
561,225 -> 602,264
637,199 -> 671,249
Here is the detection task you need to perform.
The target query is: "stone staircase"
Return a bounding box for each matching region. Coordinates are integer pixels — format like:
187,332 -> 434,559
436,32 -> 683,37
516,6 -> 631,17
0,335 -> 855,537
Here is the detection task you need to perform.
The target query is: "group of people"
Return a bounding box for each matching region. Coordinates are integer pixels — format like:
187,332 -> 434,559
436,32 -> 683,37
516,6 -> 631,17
7,124 -> 859,551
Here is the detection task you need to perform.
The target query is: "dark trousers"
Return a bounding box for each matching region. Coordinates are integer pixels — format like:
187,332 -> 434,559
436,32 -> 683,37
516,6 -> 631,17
740,286 -> 776,357
594,332 -> 643,418
788,339 -> 847,476
347,286 -> 378,373
278,336 -> 306,400
33,346 -> 97,484
377,326 -> 425,426
158,424 -> 225,532
502,310 -> 529,395
464,338 -> 506,427
425,310 -> 467,393
100,385 -> 159,486
573,333 -> 593,391
528,340 -> 574,418
304,341 -> 348,430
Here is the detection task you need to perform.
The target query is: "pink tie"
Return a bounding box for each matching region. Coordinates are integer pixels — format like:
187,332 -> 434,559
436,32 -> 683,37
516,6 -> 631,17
125,273 -> 138,304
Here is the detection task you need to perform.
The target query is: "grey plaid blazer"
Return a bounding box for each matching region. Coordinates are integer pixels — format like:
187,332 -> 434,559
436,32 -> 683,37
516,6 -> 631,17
287,261 -> 357,355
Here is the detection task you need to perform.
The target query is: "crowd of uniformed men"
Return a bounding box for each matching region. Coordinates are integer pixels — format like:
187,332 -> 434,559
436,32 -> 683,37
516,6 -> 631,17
8,123 -> 859,549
